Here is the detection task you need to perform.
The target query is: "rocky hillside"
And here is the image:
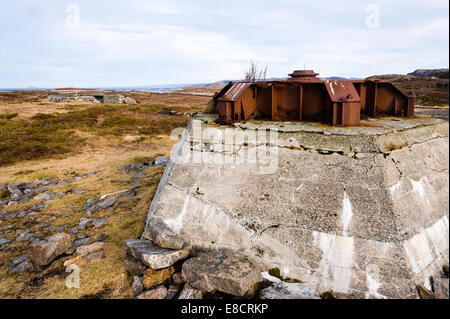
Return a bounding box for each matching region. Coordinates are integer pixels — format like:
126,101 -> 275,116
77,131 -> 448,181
367,68 -> 449,106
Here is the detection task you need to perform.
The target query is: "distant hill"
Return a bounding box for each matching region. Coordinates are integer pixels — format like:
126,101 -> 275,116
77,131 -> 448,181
368,69 -> 448,106
407,68 -> 449,79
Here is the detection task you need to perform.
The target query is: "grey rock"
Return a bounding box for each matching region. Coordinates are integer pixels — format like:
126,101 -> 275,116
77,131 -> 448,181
125,239 -> 189,270
16,231 -> 34,242
0,237 -> 11,245
72,238 -> 91,249
85,250 -> 105,262
154,156 -> 169,166
259,282 -> 320,299
132,276 -> 144,296
9,254 -> 33,274
7,184 -> 24,201
0,211 -> 17,219
125,257 -> 147,276
178,284 -> 203,299
78,217 -> 107,230
28,233 -> 73,267
70,188 -> 85,194
84,198 -> 98,211
136,285 -> 167,299
33,191 -> 57,201
77,232 -> 88,239
76,242 -> 105,256
146,219 -> 186,250
97,197 -> 117,209
181,249 -> 263,297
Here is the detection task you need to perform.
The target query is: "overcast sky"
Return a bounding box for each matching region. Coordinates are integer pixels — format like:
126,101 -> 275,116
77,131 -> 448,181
0,0 -> 448,88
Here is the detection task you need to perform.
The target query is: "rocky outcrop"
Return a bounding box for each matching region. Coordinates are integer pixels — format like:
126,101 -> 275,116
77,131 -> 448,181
28,233 -> 72,267
181,249 -> 263,296
125,239 -> 190,270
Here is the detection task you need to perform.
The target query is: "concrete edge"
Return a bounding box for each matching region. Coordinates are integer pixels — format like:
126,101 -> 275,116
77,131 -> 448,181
141,117 -> 194,239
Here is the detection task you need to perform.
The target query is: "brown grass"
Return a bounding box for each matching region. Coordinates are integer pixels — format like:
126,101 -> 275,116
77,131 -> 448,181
0,91 -> 210,299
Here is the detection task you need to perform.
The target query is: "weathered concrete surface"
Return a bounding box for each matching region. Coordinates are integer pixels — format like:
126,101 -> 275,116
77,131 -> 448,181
144,115 -> 449,299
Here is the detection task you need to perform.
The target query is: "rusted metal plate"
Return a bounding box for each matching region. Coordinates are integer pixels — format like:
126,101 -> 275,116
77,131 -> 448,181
324,80 -> 360,103
218,82 -> 252,102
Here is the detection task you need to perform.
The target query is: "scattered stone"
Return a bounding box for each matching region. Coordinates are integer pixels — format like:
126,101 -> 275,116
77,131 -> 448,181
143,266 -> 175,290
85,250 -> 105,262
78,217 -> 107,229
72,238 -> 91,249
28,233 -> 72,267
259,282 -> 320,299
136,285 -> 168,299
178,284 -> 203,299
70,188 -> 85,194
125,239 -> 190,270
16,231 -> 34,242
125,257 -> 147,276
0,237 -> 11,245
77,232 -> 88,239
172,272 -> 185,284
146,219 -> 185,250
76,242 -> 105,256
9,254 -> 32,274
181,249 -> 263,297
95,233 -> 108,242
84,198 -> 98,211
0,211 -> 17,219
69,226 -> 79,234
33,192 -> 57,201
154,156 -> 169,167
132,276 -> 144,296
97,197 -> 117,209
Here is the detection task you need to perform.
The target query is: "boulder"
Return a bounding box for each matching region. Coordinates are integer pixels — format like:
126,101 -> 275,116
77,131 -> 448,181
0,238 -> 11,245
28,233 -> 72,267
136,285 -> 167,299
181,249 -> 262,297
76,242 -> 105,256
259,282 -> 320,299
125,257 -> 147,276
132,276 -> 144,296
97,197 -> 117,209
85,250 -> 104,262
178,284 -> 203,299
9,254 -> 33,274
146,219 -> 185,250
143,266 -> 175,290
125,239 -> 189,270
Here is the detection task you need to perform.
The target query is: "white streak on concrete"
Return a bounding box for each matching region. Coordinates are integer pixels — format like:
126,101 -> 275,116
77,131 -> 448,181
403,230 -> 434,274
365,272 -> 387,299
390,181 -> 402,194
425,215 -> 449,257
164,195 -> 190,234
342,192 -> 353,236
313,231 -> 354,293
410,177 -> 430,205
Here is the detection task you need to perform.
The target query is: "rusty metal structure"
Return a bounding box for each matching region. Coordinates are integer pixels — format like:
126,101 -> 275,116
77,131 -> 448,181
214,70 -> 415,126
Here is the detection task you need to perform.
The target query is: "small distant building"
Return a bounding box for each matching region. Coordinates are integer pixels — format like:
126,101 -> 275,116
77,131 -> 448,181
214,70 -> 415,126
48,88 -> 126,104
